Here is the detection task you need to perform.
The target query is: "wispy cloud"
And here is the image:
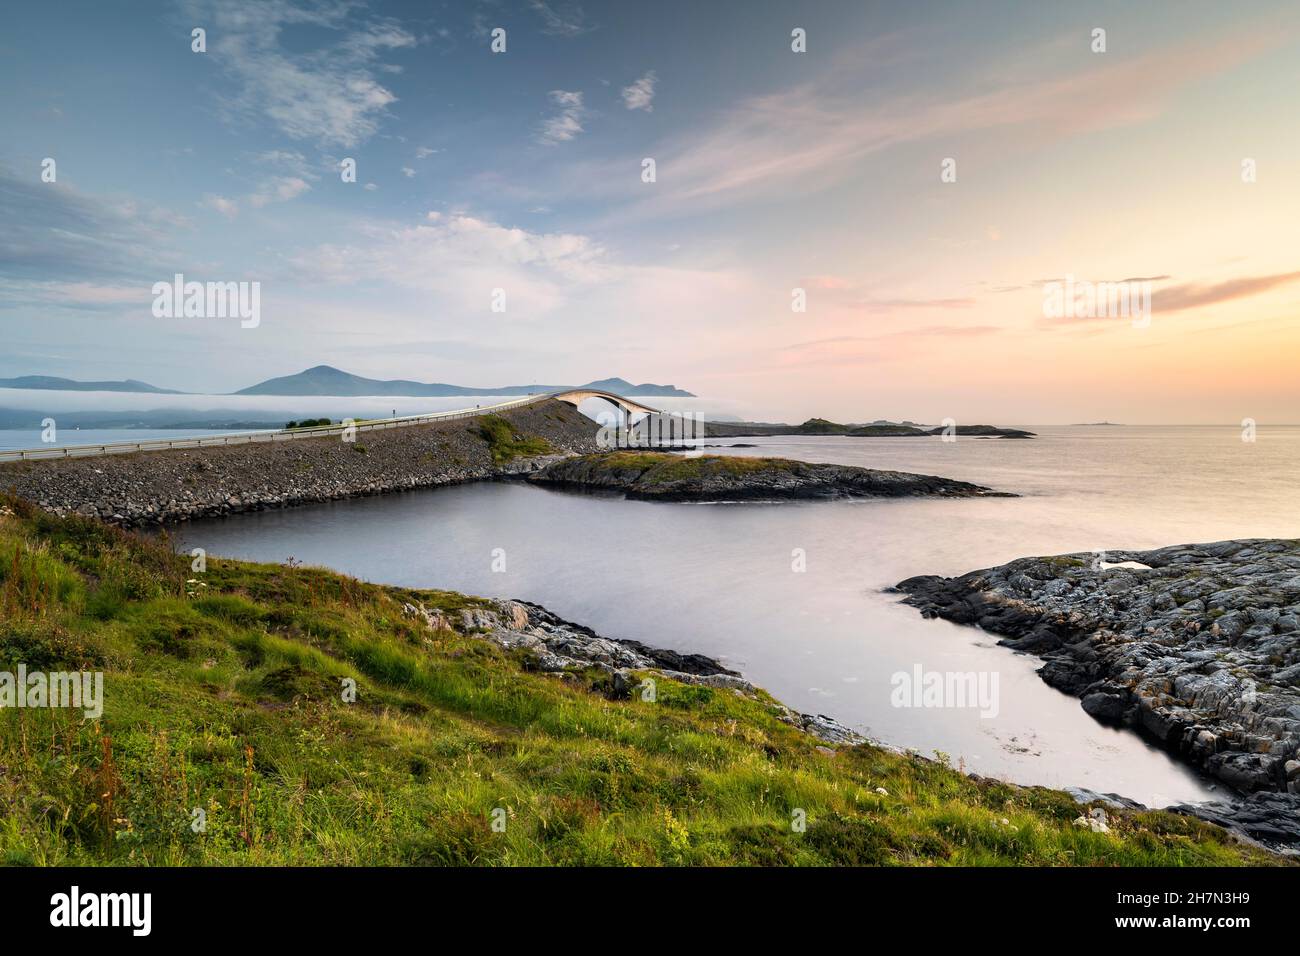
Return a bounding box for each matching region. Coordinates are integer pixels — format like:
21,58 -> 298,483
201,194 -> 240,219
248,175 -> 311,208
529,0 -> 592,37
1034,274 -> 1171,287
783,325 -> 1001,352
537,90 -> 587,144
621,71 -> 656,111
802,275 -> 976,312
0,167 -> 186,284
0,280 -> 149,312
251,149 -> 320,181
605,25 -> 1281,218
199,174 -> 312,217
187,0 -> 417,148
772,325 -> 1003,370
1156,271 -> 1300,312
1033,271 -> 1300,325
290,210 -> 609,316
287,208 -> 750,339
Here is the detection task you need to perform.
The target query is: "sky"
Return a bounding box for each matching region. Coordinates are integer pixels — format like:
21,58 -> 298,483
2,0 -> 1300,424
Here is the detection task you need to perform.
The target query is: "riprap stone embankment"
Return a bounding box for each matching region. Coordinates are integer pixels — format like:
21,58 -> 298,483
0,399 -> 596,527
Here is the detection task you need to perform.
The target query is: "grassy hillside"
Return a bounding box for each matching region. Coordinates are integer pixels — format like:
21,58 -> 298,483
478,414 -> 555,464
538,451 -> 806,485
0,496 -> 1278,866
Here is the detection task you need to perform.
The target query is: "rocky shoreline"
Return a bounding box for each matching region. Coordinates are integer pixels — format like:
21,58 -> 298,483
8,410 -> 1292,847
399,595 -> 863,745
409,588 -> 1294,847
0,407 -> 1011,522
0,399 -> 597,527
897,540 -> 1300,846
529,451 -> 1009,501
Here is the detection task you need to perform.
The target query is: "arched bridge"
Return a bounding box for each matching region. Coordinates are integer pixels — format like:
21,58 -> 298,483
546,389 -> 661,419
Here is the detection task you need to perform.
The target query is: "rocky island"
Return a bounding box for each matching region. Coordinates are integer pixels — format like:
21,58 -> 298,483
898,540 -> 1300,845
528,451 -> 1010,501
703,417 -> 1035,439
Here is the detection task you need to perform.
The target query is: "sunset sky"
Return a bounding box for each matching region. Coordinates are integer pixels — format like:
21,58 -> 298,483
2,0 -> 1299,423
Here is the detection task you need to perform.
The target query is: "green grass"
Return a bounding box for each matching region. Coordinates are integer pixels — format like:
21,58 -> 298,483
478,416 -> 554,465
576,451 -> 803,485
0,496 -> 1282,866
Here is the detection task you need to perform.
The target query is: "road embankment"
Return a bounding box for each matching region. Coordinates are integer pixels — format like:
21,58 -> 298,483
0,399 -> 597,526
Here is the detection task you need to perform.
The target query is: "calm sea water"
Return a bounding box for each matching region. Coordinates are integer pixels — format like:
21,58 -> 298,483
171,425 -> 1300,807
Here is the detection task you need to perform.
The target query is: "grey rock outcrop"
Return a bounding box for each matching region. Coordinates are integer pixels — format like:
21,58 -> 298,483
530,453 -> 1009,502
897,540 -> 1300,843
398,597 -> 862,745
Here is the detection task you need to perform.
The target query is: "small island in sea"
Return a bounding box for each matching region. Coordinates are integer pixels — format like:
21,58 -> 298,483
528,451 -> 1011,500
703,418 -> 1036,439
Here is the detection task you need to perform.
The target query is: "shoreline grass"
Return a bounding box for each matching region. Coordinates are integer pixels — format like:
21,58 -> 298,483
0,496 -> 1281,866
477,415 -> 554,465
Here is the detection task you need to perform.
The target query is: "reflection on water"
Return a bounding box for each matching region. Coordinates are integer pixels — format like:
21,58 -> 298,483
173,426 -> 1300,806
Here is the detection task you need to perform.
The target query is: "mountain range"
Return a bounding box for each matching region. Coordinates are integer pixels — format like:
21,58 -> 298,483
0,366 -> 694,398
234,366 -> 694,397
0,375 -> 182,394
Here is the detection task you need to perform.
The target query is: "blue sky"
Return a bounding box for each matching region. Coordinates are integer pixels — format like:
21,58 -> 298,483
3,0 -> 1300,422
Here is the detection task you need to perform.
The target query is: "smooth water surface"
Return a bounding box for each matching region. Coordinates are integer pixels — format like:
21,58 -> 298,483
174,425 -> 1300,806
